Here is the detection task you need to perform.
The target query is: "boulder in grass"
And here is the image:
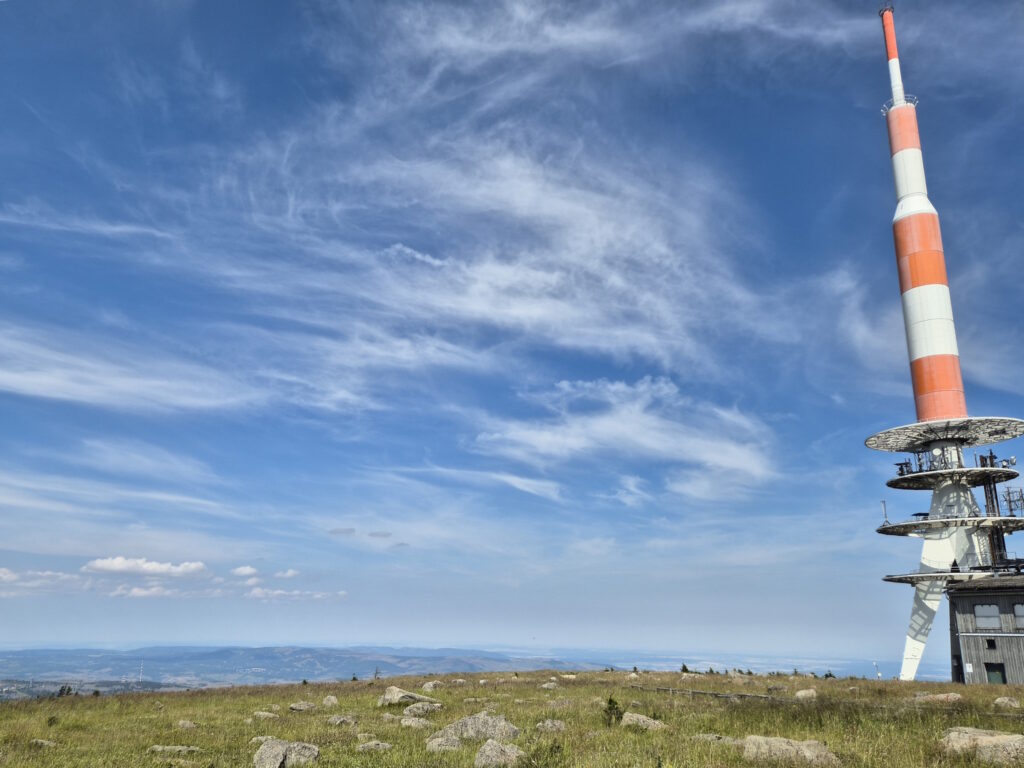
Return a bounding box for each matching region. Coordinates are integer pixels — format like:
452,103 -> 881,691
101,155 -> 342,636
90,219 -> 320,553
794,689 -> 817,701
431,711 -> 520,741
941,727 -> 1024,765
995,697 -> 1020,709
254,711 -> 280,720
742,736 -> 839,767
539,682 -> 558,690
620,712 -> 665,731
693,733 -> 742,746
401,717 -> 433,729
536,719 -> 566,733
427,735 -> 463,753
289,701 -> 316,712
253,739 -> 320,768
423,680 -> 443,692
377,685 -> 440,707
326,714 -> 358,726
30,739 -> 56,748
356,741 -> 392,752
474,739 -> 525,767
177,720 -> 198,729
322,695 -> 338,707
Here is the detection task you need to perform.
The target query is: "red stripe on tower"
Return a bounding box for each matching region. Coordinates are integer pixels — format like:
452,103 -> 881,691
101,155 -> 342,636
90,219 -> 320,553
881,7 -> 967,423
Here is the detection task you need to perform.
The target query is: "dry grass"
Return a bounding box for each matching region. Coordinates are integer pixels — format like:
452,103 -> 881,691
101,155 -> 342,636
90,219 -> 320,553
1,670 -> 1022,766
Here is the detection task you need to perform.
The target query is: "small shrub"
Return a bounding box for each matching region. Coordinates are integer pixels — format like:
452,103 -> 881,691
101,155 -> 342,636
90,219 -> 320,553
680,663 -> 689,673
824,670 -> 836,679
602,696 -> 623,727
92,689 -> 100,697
525,740 -> 565,768
47,715 -> 58,727
302,679 -> 308,685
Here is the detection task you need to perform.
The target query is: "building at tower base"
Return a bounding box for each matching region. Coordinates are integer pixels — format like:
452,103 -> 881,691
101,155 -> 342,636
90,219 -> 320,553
948,576 -> 1024,685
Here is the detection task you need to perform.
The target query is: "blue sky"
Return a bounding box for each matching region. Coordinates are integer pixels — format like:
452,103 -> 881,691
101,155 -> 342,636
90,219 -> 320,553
1,1 -> 1022,672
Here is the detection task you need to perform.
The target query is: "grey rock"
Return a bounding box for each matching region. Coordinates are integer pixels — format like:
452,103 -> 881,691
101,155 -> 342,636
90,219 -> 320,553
29,739 -> 56,748
289,701 -> 316,712
322,695 -> 338,707
356,733 -> 374,742
915,692 -> 962,704
423,680 -> 443,691
474,739 -> 525,767
377,685 -> 440,707
356,740 -> 392,752
381,712 -> 401,722
250,736 -> 277,745
254,711 -> 280,720
253,739 -> 319,768
177,719 -> 198,729
404,701 -> 443,716
941,727 -> 1024,764
794,688 -> 818,701
536,719 -> 566,733
432,710 -> 521,741
539,682 -> 558,690
452,679 -> 467,686
401,717 -> 433,729
995,697 -> 1021,709
148,745 -> 201,754
742,736 -> 839,767
326,714 -> 358,726
620,712 -> 665,731
269,704 -> 282,711
426,735 -> 462,753
559,674 -> 577,680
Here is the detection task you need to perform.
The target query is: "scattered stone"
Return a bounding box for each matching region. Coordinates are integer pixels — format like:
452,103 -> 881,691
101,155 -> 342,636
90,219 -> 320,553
254,711 -> 280,720
432,711 -> 521,741
629,700 -> 642,708
474,739 -> 525,767
177,720 -> 198,729
29,739 -> 56,748
426,735 -> 462,753
627,672 -> 640,680
356,733 -> 374,742
479,679 -> 489,685
452,679 -> 467,686
154,701 -> 164,710
546,699 -> 571,709
405,701 -> 443,716
767,685 -> 788,694
941,727 -> 1024,764
559,674 -> 576,680
847,687 -> 858,693
536,719 -> 566,733
693,733 -> 742,746
464,697 -> 486,704
327,714 -> 358,726
915,692 -> 962,704
679,672 -> 702,681
795,689 -> 818,701
423,680 -> 443,692
250,736 -> 277,745
269,704 -> 282,711
381,713 -> 401,722
148,746 -> 201,754
289,701 -> 316,712
377,685 -> 440,707
995,697 -> 1021,709
322,695 -> 338,707
356,741 -> 392,752
245,718 -> 254,724
549,676 -> 558,681
252,738 -> 319,768
742,736 -> 838,766
539,682 -> 558,690
620,712 -> 665,731
401,717 -> 432,729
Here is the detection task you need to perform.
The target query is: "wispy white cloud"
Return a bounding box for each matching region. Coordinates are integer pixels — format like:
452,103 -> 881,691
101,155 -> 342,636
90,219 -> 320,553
275,569 -> 299,579
111,584 -> 178,598
231,565 -> 258,577
83,556 -> 206,577
246,587 -> 346,601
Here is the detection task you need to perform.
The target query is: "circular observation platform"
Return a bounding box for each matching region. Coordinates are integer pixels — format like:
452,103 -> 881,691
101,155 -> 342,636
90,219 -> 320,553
887,466 -> 1018,490
877,515 -> 1024,537
883,570 -> 1000,586
866,417 -> 1024,453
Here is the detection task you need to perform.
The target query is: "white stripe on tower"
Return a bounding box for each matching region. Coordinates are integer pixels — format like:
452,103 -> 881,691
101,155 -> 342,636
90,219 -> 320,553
881,7 -> 967,423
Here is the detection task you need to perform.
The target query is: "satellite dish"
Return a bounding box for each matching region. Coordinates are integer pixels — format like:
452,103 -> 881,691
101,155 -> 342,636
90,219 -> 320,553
932,448 -> 942,457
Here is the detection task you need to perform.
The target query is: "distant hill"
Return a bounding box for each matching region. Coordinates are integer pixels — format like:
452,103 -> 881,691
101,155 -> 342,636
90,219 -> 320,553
0,646 -> 602,697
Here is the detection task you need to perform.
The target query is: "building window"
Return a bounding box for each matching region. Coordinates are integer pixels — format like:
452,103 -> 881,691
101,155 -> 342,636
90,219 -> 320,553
987,638 -> 997,650
1014,604 -> 1024,629
975,604 -> 1001,630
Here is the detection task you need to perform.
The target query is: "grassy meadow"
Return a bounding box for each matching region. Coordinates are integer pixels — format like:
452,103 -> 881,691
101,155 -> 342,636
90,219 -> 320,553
1,670 -> 1022,766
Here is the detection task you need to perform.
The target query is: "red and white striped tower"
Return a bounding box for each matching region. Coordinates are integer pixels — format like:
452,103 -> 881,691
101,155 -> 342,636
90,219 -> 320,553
866,6 -> 1024,683
881,6 -> 967,424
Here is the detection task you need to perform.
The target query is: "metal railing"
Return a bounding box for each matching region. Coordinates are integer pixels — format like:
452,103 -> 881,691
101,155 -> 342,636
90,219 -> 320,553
881,94 -> 919,114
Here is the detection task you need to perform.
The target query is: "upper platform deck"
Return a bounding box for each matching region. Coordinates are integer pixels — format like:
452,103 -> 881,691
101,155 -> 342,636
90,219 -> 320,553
866,417 -> 1024,453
